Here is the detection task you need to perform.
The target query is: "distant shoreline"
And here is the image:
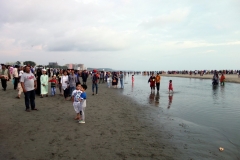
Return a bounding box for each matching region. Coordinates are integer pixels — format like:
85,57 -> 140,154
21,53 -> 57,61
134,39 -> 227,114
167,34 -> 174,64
160,74 -> 240,84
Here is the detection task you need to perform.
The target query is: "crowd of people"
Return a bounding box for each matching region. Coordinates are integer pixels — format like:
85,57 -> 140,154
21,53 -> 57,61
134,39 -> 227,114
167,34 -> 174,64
0,63 -> 129,124
1,63 -> 237,124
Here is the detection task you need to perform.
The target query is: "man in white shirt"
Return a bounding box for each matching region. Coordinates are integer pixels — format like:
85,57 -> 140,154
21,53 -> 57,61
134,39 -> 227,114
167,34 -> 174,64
20,66 -> 38,112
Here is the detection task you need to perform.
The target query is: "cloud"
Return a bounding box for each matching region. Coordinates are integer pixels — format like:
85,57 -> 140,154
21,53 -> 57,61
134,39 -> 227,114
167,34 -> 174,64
0,0 -> 240,70
139,8 -> 190,29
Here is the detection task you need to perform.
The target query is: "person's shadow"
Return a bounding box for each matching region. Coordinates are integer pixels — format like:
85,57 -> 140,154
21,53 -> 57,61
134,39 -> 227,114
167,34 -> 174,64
168,94 -> 173,109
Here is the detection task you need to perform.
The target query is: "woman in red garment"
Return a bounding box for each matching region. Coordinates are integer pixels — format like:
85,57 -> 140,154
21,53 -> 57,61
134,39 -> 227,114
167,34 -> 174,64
148,72 -> 156,91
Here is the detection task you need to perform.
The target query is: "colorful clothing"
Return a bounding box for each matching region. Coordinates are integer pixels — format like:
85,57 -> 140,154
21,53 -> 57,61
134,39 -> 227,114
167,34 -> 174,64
169,83 -> 173,90
148,76 -> 156,87
220,75 -> 225,82
49,79 -> 57,87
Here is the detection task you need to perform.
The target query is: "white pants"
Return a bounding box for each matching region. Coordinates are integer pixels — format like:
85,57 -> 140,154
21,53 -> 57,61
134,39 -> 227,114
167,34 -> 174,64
81,107 -> 86,121
80,100 -> 86,121
73,102 -> 82,113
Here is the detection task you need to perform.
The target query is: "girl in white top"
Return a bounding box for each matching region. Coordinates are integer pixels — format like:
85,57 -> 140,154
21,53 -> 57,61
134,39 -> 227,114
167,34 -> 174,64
61,70 -> 69,100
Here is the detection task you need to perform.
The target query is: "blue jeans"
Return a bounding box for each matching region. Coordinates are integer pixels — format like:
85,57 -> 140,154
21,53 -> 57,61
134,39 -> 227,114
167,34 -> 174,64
24,90 -> 35,110
120,79 -> 124,88
51,87 -> 56,95
92,83 -> 98,94
69,87 -> 75,96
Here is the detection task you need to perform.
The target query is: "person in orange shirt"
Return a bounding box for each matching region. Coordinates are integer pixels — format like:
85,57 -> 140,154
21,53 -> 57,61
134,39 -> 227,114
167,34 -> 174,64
155,72 -> 161,92
220,73 -> 225,86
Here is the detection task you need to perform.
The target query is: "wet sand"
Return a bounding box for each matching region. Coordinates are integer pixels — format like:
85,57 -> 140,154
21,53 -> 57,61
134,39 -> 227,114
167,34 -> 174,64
161,74 -> 240,83
0,80 -> 181,160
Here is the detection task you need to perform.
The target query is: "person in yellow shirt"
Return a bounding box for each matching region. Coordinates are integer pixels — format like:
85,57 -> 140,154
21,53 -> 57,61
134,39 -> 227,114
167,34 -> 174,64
155,72 -> 161,92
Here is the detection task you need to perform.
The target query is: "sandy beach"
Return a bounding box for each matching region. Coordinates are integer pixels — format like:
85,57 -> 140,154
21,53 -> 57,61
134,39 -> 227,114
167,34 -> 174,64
0,80 -> 182,160
161,74 -> 240,83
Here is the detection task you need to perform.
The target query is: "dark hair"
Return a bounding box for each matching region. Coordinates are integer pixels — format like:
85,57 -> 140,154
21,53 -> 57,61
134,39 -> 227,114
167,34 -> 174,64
81,84 -> 87,90
170,80 -> 172,82
76,82 -> 81,87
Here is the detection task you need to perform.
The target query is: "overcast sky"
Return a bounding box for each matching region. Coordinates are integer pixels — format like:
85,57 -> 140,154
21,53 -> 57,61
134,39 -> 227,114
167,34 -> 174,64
0,0 -> 240,70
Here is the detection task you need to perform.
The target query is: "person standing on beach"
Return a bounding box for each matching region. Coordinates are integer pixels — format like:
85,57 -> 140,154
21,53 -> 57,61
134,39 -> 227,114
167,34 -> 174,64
148,73 -> 156,92
79,84 -> 87,124
49,75 -> 58,96
61,70 -> 69,100
168,80 -> 173,93
13,65 -> 20,90
72,83 -> 82,120
69,69 -> 78,97
220,74 -> 225,86
82,70 -> 88,85
57,70 -> 63,95
35,68 -> 42,96
40,69 -> 49,98
16,67 -> 24,99
132,75 -> 134,83
155,73 -> 161,92
0,64 -> 11,91
119,71 -> 124,89
20,66 -> 38,112
92,70 -> 99,95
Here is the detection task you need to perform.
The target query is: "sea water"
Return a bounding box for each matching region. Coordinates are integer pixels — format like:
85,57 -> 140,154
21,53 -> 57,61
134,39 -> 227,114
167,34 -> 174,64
120,75 -> 240,159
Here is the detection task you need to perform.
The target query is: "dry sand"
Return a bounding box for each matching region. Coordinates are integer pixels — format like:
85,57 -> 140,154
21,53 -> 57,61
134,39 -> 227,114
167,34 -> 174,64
161,74 -> 240,83
0,80 -> 181,160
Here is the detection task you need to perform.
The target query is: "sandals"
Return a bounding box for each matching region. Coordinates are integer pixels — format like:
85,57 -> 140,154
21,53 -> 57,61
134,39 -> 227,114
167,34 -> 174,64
16,96 -> 20,99
32,108 -> 39,111
25,109 -> 30,112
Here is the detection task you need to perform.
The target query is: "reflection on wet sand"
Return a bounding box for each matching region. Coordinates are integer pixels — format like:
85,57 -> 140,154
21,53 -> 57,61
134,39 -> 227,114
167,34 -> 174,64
155,92 -> 160,106
131,82 -> 134,92
149,91 -> 155,104
168,94 -> 173,109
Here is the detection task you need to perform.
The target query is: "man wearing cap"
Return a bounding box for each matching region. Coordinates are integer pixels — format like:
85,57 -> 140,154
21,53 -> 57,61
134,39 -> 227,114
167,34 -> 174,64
20,65 -> 38,112
0,64 -> 11,91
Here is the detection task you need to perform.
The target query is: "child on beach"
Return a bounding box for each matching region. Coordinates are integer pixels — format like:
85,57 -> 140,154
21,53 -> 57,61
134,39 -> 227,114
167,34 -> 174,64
16,81 -> 23,99
132,75 -> 134,83
79,84 -> 87,124
168,80 -> 173,93
72,83 -> 82,120
49,75 -> 58,96
16,70 -> 24,99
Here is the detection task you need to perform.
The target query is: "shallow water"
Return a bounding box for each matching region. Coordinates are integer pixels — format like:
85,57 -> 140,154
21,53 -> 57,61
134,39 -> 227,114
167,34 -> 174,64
121,75 -> 240,159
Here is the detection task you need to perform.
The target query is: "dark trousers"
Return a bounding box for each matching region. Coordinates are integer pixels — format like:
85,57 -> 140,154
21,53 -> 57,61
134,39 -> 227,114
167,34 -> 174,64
1,79 -> 7,90
14,77 -> 19,89
92,83 -> 98,94
64,88 -> 69,99
156,83 -> 160,91
24,90 -> 35,110
82,79 -> 87,85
